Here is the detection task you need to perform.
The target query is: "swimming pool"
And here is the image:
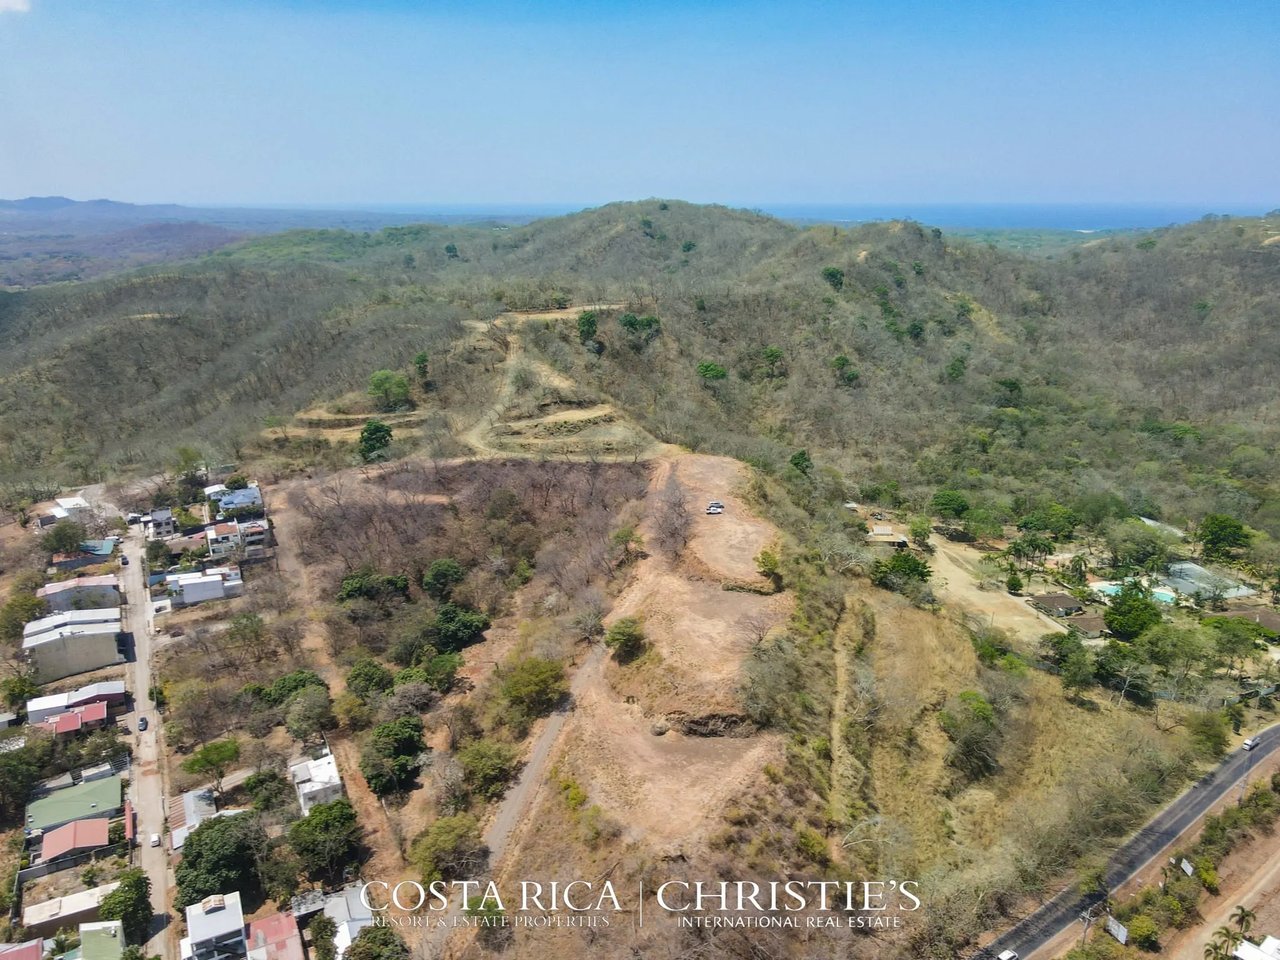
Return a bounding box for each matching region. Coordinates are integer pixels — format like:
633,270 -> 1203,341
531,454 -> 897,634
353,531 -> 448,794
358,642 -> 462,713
1093,581 -> 1177,604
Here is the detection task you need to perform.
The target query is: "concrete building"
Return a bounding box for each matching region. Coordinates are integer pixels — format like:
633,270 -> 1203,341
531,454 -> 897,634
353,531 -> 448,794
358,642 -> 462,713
1029,593 -> 1085,617
169,788 -> 217,851
24,609 -> 120,641
289,751 -> 344,815
80,920 -> 125,960
144,509 -> 177,540
1234,936 -> 1280,960
37,576 -> 122,613
208,484 -> 264,514
22,882 -> 120,937
181,892 -> 247,960
27,681 -> 126,725
166,566 -> 244,606
51,497 -> 93,522
22,611 -> 123,683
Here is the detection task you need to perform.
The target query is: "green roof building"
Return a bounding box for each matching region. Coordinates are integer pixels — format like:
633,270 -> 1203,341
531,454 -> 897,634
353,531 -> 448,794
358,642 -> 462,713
26,775 -> 123,833
80,921 -> 125,960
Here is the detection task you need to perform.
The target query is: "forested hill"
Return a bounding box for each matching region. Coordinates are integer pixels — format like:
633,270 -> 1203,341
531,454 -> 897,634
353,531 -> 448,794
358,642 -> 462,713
1,201 -> 1278,538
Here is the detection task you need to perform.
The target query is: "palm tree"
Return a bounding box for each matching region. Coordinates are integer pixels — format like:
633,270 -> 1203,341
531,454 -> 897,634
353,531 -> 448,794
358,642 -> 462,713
1214,925 -> 1243,951
1231,905 -> 1257,935
1204,943 -> 1226,960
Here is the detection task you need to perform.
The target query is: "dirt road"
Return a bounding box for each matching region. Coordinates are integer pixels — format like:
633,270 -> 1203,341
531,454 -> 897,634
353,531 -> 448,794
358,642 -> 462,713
121,525 -> 174,959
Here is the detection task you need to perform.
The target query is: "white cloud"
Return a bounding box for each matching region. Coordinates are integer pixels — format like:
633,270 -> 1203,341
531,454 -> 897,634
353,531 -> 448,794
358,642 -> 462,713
0,0 -> 31,12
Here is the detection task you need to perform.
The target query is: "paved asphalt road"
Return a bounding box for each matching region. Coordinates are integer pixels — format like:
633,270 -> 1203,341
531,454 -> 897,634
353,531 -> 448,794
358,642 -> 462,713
976,721 -> 1280,959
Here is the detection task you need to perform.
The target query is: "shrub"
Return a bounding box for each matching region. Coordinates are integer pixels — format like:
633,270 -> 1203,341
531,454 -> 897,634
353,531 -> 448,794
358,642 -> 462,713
410,814 -> 487,884
457,740 -> 521,801
500,657 -> 567,717
603,618 -> 645,661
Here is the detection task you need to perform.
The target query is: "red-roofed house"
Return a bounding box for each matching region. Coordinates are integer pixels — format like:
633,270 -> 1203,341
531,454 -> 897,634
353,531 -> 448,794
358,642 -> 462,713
39,817 -> 110,861
41,700 -> 109,737
246,912 -> 304,960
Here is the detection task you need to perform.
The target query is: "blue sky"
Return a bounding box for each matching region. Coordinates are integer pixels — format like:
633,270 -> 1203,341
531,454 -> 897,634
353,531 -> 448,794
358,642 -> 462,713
0,0 -> 1277,207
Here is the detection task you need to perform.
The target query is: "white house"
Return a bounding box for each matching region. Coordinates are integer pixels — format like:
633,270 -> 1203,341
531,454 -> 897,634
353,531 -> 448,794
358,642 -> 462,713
181,892 -> 247,960
208,484 -> 264,514
51,497 -> 92,522
289,751 -> 344,815
1234,937 -> 1280,960
27,681 -> 126,724
166,566 -> 243,606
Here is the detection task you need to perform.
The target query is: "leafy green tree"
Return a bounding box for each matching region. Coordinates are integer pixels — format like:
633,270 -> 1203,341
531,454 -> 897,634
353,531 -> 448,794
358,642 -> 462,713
180,739 -> 241,792
358,420 -> 393,462
499,657 -> 567,715
1127,914 -> 1160,950
1103,582 -> 1163,641
789,450 -> 813,475
696,361 -> 727,382
434,602 -> 490,651
1060,649 -> 1096,701
346,658 -> 394,701
360,716 -> 425,797
367,370 -> 410,412
1006,570 -> 1023,594
344,926 -> 410,960
42,519 -> 88,555
755,548 -> 782,588
285,686 -> 334,743
1186,710 -> 1229,758
870,553 -> 932,590
457,739 -> 521,801
0,751 -> 39,821
174,813 -> 265,907
761,346 -> 784,377
412,352 -> 430,384
99,868 -> 152,944
930,490 -> 970,519
908,516 -> 932,548
821,266 -> 844,291
288,799 -> 361,880
444,243 -> 459,259
576,311 -> 597,344
0,673 -> 38,710
0,593 -> 47,647
242,771 -> 292,812
603,618 -> 645,661
1199,514 -> 1251,559
309,916 -> 337,960
410,814 -> 487,884
423,558 -> 466,600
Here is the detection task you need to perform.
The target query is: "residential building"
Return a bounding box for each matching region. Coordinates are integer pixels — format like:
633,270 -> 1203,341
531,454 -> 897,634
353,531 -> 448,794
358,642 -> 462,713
322,887 -> 373,960
208,484 -> 264,514
144,509 -> 177,540
24,609 -> 120,641
80,921 -> 125,960
1029,593 -> 1085,617
26,775 -> 123,834
867,524 -> 910,548
52,497 -> 93,521
181,892 -> 247,960
22,611 -> 123,683
36,576 -> 121,613
168,788 -> 217,851
22,882 -> 120,937
27,681 -> 126,724
289,750 -> 344,815
41,701 -> 110,737
246,913 -> 303,960
1070,615 -> 1107,639
0,941 -> 43,960
1234,936 -> 1280,960
77,541 -> 116,561
166,566 -> 244,606
39,817 -> 111,862
205,521 -> 242,560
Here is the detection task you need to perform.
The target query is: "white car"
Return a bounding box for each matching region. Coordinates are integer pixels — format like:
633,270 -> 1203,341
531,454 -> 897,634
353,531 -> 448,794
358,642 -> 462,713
1243,738 -> 1259,751
706,505 -> 723,515
997,951 -> 1019,960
